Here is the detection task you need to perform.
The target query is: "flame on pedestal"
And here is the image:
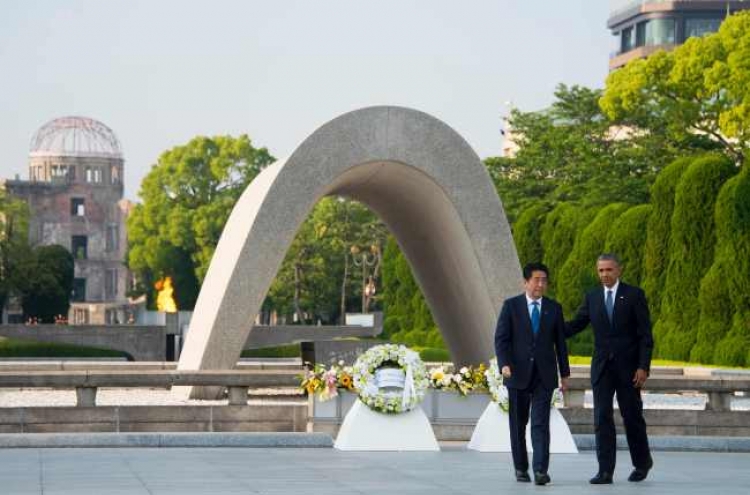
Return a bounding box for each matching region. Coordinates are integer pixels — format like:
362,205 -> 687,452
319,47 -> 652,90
155,277 -> 177,313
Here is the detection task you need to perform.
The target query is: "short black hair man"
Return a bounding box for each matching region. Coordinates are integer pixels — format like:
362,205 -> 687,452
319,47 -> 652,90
494,262 -> 570,485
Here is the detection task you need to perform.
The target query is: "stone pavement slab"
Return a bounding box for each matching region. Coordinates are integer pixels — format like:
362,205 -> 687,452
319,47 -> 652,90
0,447 -> 748,495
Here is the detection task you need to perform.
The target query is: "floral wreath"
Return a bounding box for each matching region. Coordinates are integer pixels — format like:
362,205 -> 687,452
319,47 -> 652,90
352,344 -> 429,414
486,358 -> 563,413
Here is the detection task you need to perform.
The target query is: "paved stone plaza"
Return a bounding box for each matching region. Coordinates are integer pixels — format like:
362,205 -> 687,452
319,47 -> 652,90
0,447 -> 748,495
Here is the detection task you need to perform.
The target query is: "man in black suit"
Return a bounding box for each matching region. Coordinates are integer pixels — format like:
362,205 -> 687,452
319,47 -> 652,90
495,262 -> 570,486
566,253 -> 654,484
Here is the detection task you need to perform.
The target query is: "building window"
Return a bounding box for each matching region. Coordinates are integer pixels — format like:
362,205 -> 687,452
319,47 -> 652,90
85,167 -> 102,183
636,21 -> 647,47
105,269 -> 118,300
73,307 -> 89,324
685,18 -> 721,39
72,278 -> 86,302
72,235 -> 88,259
71,198 -> 85,217
106,224 -> 119,252
621,26 -> 635,53
111,166 -> 120,184
645,18 -> 675,46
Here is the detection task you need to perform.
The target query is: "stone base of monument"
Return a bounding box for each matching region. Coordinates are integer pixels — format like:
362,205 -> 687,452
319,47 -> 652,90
467,403 -> 578,453
334,400 -> 440,451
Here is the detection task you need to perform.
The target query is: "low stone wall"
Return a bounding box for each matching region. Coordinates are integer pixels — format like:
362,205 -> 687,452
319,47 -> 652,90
0,404 -> 307,434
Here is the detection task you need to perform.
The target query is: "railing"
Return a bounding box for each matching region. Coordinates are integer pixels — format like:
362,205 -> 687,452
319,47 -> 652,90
563,374 -> 750,412
0,370 -> 300,407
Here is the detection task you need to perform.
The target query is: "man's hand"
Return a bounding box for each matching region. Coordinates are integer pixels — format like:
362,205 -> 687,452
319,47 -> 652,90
633,368 -> 648,388
560,376 -> 570,392
501,366 -> 511,379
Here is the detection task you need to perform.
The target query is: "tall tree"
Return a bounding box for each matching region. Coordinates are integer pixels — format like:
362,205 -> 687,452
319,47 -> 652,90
601,11 -> 750,164
0,191 -> 30,315
264,197 -> 387,324
127,135 -> 274,309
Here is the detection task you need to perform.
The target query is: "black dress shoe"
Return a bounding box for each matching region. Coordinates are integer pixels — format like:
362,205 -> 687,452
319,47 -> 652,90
628,466 -> 651,482
515,470 -> 531,482
534,471 -> 551,485
589,472 -> 613,484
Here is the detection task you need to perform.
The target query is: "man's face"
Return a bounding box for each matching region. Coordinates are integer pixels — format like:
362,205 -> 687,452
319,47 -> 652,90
597,259 -> 621,288
524,270 -> 548,299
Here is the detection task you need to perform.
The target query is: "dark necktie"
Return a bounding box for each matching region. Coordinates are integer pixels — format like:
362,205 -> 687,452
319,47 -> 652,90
606,289 -> 614,322
531,301 -> 540,335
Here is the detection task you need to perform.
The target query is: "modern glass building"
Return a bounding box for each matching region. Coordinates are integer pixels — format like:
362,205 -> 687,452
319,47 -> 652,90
608,0 -> 750,70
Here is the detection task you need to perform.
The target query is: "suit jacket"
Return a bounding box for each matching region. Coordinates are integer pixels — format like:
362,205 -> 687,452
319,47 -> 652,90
566,282 -> 653,386
494,294 -> 570,390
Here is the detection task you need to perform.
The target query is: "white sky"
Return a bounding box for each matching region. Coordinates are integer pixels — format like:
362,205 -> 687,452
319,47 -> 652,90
0,1 -> 612,200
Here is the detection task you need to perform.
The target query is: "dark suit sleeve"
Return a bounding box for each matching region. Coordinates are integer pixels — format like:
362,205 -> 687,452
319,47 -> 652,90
565,293 -> 590,338
634,288 -> 654,373
554,304 -> 570,378
494,300 -> 513,370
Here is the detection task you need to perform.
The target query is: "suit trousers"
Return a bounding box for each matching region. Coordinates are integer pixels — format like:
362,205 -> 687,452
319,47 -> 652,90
593,360 -> 652,473
507,365 -> 554,473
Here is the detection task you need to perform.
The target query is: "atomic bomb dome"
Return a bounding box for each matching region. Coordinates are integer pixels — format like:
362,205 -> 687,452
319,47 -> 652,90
30,116 -> 122,159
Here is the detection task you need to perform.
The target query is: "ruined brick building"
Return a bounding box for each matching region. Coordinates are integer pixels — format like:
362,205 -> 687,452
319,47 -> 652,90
2,116 -> 134,324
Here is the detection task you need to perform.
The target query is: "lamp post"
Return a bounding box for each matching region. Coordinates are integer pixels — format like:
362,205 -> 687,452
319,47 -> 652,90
351,244 -> 380,313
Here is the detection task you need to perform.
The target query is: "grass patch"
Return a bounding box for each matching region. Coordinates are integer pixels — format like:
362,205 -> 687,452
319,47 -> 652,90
569,355 -> 749,369
0,337 -> 129,359
241,344 -> 301,358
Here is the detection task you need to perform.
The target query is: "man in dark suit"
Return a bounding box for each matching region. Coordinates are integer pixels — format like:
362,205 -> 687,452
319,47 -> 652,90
566,253 -> 654,484
495,262 -> 570,486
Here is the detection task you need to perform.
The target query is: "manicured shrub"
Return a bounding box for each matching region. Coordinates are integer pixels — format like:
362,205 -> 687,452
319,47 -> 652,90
540,203 -> 599,296
557,203 -> 631,356
641,157 -> 693,321
713,167 -> 750,366
656,154 -> 736,361
512,204 -> 550,266
604,204 -> 652,286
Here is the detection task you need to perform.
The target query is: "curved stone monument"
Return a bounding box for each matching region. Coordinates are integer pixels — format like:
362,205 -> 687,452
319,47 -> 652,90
177,106 -> 521,396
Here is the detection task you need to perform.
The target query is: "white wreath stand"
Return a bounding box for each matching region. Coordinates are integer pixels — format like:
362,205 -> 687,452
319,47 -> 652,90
334,399 -> 440,451
467,403 -> 578,453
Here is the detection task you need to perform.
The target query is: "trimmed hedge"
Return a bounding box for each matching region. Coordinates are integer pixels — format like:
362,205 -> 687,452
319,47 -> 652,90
512,204 -> 550,266
540,203 -> 599,296
656,155 -> 736,361
557,203 -> 631,356
641,157 -> 693,322
712,167 -> 750,366
604,204 -> 652,286
381,236 -> 441,348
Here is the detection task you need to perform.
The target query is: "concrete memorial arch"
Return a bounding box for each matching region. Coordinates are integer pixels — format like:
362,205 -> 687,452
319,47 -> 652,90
177,106 -> 522,385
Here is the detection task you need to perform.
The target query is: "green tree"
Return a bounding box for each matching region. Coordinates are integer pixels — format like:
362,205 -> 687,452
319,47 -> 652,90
711,166 -> 750,365
604,204 -> 651,287
601,12 -> 750,164
656,155 -> 736,361
488,84 -> 674,222
127,135 -> 274,309
16,245 -> 74,323
641,157 -> 694,321
264,198 -> 387,324
0,191 -> 30,315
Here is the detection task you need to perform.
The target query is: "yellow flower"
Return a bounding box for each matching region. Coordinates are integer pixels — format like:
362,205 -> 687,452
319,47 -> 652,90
340,374 -> 353,390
